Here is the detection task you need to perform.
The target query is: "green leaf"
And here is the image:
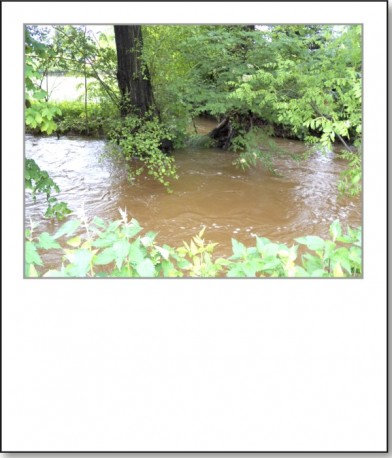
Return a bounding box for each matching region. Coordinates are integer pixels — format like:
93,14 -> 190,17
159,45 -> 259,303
136,258 -> 156,277
295,235 -> 325,251
33,89 -> 47,100
66,249 -> 92,277
351,173 -> 361,184
227,264 -> 246,277
215,257 -> 232,267
38,232 -> 61,250
231,238 -> 247,258
140,235 -> 154,247
92,233 -> 118,248
28,263 -> 39,277
129,240 -> 146,264
332,247 -> 352,273
26,115 -> 36,126
332,262 -> 344,277
113,239 -> 131,257
110,266 -> 134,277
155,245 -> 170,260
123,223 -> 143,238
107,220 -> 122,232
260,242 -> 280,258
294,266 -> 310,277
113,239 -> 131,270
329,219 -> 342,241
66,235 -> 82,247
336,235 -> 354,244
256,236 -> 271,253
94,247 -> 116,265
161,260 -> 179,277
53,219 -> 81,239
92,216 -> 106,229
177,258 -> 192,269
242,261 -> 258,277
349,246 -> 362,267
310,269 -> 329,277
25,241 -> 43,266
302,253 -> 324,273
259,258 -> 282,272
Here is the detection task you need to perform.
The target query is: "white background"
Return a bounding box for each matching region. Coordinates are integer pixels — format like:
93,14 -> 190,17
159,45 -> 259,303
2,2 -> 387,452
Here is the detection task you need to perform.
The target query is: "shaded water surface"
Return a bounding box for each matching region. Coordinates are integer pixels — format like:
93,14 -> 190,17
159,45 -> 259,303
25,130 -> 361,267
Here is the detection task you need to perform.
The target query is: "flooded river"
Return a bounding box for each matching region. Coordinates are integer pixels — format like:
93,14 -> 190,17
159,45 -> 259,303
25,125 -> 361,267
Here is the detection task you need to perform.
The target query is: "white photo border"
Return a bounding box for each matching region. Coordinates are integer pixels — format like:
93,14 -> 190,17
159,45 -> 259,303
2,1 -> 387,452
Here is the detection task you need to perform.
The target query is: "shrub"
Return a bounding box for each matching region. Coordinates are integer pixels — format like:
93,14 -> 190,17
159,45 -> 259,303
54,100 -> 117,136
105,113 -> 178,191
25,211 -> 362,278
25,100 -> 118,136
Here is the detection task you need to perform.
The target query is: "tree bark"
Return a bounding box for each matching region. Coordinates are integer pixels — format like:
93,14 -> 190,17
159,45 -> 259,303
114,25 -> 155,117
209,116 -> 234,149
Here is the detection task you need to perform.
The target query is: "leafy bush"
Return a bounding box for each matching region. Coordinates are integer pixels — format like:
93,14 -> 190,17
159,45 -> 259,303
105,113 -> 178,191
25,101 -> 62,135
26,100 -> 118,136
25,29 -> 62,135
25,212 -> 362,278
294,219 -> 362,277
54,100 -> 117,136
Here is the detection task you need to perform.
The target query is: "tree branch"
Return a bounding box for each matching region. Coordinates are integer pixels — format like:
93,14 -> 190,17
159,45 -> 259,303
310,102 -> 354,153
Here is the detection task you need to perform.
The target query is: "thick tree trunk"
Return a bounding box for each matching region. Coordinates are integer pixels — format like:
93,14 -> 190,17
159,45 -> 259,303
114,25 -> 155,117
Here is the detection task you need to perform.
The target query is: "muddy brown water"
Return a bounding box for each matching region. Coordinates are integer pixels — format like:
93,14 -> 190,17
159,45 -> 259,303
25,123 -> 361,271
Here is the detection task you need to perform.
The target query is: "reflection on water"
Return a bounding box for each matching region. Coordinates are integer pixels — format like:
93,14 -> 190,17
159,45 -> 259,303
25,132 -> 361,267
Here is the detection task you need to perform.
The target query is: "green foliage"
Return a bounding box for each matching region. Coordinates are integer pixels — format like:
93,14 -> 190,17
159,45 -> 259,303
295,220 -> 362,277
26,25 -> 362,196
25,25 -> 120,134
26,209 -> 168,277
25,36 -> 62,133
185,133 -> 214,149
270,25 -> 362,194
178,26 -> 263,118
25,26 -> 63,134
47,100 -> 117,136
231,127 -> 278,172
143,25 -> 200,144
25,214 -> 361,278
25,102 -> 62,135
337,149 -> 362,196
25,158 -> 60,199
148,24 -> 361,195
44,200 -> 72,219
175,227 -> 224,277
25,158 -> 71,220
106,113 -> 178,190
225,237 -> 298,277
25,26 -> 72,219
51,26 -> 119,102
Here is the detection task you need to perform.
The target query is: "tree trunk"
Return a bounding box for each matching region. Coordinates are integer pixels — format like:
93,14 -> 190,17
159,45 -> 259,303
114,25 -> 155,117
208,113 -> 261,150
209,116 -> 235,149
